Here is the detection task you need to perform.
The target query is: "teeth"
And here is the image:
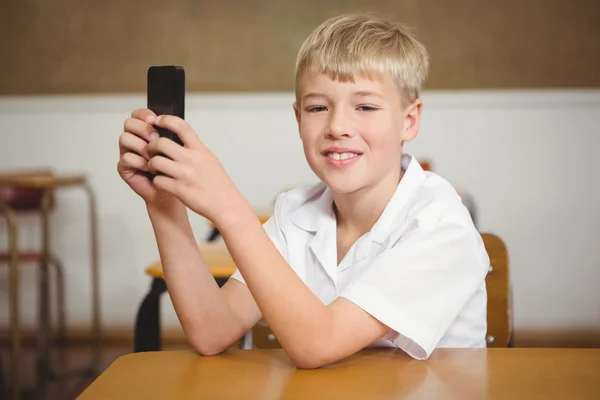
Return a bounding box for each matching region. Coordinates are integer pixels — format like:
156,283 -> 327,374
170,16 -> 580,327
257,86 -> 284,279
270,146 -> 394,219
327,152 -> 357,161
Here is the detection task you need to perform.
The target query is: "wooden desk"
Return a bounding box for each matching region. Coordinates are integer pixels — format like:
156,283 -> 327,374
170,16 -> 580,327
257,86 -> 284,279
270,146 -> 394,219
0,174 -> 87,188
145,243 -> 237,279
79,348 -> 599,399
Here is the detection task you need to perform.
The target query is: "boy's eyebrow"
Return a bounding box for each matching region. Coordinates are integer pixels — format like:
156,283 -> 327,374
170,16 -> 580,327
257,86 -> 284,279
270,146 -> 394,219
301,91 -> 384,101
353,91 -> 384,99
301,93 -> 328,101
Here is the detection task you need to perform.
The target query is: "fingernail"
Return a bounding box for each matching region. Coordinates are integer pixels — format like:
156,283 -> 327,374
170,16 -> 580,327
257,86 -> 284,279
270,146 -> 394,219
150,132 -> 159,140
155,115 -> 162,124
146,115 -> 155,123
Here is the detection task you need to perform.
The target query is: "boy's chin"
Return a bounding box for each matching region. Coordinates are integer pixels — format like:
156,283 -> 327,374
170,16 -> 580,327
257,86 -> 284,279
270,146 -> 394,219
322,178 -> 364,194
310,164 -> 366,194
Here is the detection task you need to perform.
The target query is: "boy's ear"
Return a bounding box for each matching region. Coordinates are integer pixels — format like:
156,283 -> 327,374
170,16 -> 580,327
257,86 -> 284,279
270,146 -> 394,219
403,99 -> 422,142
293,102 -> 301,133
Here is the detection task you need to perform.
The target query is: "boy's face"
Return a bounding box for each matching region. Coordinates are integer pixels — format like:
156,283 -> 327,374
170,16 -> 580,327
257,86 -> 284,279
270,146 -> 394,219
294,72 -> 421,194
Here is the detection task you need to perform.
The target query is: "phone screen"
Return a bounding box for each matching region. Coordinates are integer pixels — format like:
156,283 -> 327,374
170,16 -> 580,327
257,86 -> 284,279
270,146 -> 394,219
147,66 -> 185,146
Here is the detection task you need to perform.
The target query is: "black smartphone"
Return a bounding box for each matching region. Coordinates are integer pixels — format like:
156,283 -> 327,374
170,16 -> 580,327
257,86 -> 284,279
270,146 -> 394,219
147,65 -> 185,146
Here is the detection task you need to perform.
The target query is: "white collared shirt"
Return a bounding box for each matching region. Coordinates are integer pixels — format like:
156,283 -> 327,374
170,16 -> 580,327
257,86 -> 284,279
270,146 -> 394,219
230,154 -> 489,359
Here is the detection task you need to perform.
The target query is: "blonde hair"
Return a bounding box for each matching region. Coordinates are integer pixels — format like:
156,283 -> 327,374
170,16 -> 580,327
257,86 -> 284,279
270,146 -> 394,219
295,13 -> 430,106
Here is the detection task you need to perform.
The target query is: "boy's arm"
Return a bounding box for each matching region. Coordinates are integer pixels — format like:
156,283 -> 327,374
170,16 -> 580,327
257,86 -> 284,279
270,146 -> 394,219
218,203 -> 392,369
147,201 -> 262,354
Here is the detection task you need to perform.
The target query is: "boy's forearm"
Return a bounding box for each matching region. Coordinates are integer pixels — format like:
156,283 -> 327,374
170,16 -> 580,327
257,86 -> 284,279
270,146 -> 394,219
217,205 -> 335,367
146,202 -> 240,354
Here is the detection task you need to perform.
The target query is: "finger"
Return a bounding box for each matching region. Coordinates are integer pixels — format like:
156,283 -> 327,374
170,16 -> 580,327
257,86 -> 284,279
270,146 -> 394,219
147,155 -> 180,177
152,174 -> 178,196
119,132 -> 151,159
147,137 -> 186,160
131,108 -> 157,125
154,115 -> 201,148
124,117 -> 159,143
120,152 -> 149,172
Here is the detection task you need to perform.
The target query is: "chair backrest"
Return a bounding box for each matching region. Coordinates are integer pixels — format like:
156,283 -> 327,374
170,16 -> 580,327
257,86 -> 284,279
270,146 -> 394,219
252,232 -> 512,349
481,233 -> 512,347
0,170 -> 55,211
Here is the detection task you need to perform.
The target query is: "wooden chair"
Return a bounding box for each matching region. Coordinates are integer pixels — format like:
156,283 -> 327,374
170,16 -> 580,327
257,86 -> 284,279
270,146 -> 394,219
252,232 -> 513,349
481,233 -> 512,347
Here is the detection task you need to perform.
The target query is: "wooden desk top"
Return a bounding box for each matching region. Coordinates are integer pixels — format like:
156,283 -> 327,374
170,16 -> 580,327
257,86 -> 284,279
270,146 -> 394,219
79,348 -> 600,399
0,174 -> 86,188
146,243 -> 236,279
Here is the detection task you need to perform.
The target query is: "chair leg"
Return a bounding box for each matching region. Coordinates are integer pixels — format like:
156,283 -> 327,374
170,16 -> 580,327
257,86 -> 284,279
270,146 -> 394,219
206,227 -> 221,242
134,278 -> 168,352
49,255 -> 67,346
0,363 -> 5,400
214,277 -> 228,288
84,182 -> 102,376
1,202 -> 20,400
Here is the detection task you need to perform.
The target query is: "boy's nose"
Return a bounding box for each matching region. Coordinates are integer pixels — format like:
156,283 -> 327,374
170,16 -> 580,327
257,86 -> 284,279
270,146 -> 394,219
326,125 -> 351,139
326,112 -> 352,139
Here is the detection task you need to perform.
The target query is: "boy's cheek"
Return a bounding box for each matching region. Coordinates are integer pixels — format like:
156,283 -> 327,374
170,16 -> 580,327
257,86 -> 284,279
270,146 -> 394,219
299,124 -> 319,140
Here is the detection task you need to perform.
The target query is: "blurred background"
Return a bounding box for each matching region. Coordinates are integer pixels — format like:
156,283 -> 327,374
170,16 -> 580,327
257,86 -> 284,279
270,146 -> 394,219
1,0 -> 599,398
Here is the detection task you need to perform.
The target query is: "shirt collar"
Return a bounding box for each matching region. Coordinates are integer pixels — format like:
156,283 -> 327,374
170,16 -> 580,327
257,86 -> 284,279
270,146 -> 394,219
370,154 -> 427,244
289,184 -> 334,232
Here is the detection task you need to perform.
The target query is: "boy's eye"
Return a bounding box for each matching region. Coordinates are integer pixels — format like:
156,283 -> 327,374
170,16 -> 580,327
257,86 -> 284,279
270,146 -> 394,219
357,105 -> 378,112
307,106 -> 327,112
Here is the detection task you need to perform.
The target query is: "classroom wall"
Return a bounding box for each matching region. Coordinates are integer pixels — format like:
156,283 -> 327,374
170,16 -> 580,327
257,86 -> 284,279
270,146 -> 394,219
2,0 -> 599,95
0,90 -> 599,337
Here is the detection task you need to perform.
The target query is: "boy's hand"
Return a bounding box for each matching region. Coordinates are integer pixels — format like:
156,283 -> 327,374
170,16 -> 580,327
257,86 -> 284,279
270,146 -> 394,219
146,115 -> 243,224
117,109 -> 179,208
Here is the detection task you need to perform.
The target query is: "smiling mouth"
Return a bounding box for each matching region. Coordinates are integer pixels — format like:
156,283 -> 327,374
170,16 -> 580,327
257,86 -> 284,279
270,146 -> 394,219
325,152 -> 361,161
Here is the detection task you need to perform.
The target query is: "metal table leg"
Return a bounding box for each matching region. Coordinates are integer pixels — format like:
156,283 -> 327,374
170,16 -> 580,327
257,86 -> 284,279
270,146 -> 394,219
84,183 -> 101,375
134,278 -> 168,352
1,201 -> 21,400
36,189 -> 52,397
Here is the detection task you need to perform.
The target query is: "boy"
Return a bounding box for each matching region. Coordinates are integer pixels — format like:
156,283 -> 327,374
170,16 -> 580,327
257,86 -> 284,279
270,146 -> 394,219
117,13 -> 489,368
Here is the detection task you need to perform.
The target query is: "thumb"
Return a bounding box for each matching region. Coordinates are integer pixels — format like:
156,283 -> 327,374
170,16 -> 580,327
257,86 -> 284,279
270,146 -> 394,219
154,115 -> 202,148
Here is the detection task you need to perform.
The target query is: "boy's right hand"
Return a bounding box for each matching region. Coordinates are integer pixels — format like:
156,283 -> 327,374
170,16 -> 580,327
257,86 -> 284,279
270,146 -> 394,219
117,109 -> 176,207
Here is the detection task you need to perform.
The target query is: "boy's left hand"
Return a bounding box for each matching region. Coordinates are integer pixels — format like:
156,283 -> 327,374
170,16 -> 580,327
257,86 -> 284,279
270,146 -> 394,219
146,114 -> 243,224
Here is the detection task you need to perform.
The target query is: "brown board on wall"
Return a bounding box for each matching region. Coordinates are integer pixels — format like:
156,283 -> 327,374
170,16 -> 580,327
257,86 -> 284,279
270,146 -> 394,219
0,0 -> 599,95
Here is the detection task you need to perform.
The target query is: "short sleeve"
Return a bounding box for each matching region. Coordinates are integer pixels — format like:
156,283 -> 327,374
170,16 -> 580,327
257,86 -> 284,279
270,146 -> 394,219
229,194 -> 288,286
339,216 -> 488,360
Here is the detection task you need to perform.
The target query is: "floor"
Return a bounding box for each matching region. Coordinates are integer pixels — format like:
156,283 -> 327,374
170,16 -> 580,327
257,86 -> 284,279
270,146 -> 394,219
1,342 -> 192,400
